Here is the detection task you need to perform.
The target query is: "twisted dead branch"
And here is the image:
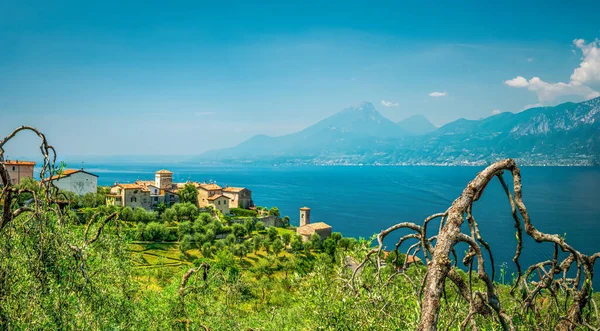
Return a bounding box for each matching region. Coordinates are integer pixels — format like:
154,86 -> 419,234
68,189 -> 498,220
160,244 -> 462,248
1,126 -> 120,292
354,158 -> 600,331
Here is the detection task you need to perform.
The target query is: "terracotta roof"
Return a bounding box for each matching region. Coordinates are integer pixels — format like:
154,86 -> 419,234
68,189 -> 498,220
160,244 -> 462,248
198,183 -> 222,191
2,160 -> 36,166
135,180 -> 158,188
222,187 -> 246,193
297,222 -> 331,235
115,183 -> 150,192
155,169 -> 173,174
300,206 -> 311,211
207,194 -> 230,201
45,169 -> 98,181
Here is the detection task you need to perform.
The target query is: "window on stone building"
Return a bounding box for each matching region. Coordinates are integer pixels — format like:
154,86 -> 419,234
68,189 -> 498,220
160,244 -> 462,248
12,166 -> 15,171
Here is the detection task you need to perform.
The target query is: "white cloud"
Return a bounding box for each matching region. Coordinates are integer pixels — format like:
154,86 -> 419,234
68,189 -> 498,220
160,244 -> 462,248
505,76 -> 529,88
195,111 -> 216,116
491,109 -> 502,115
527,57 -> 535,62
505,38 -> 600,106
570,38 -> 600,85
381,100 -> 399,107
429,91 -> 447,97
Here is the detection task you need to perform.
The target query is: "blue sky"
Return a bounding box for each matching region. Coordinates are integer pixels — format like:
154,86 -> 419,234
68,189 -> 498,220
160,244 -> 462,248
2,0 -> 600,157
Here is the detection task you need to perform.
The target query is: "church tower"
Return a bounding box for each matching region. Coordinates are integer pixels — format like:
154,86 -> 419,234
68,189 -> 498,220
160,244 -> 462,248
155,169 -> 173,189
300,206 -> 311,227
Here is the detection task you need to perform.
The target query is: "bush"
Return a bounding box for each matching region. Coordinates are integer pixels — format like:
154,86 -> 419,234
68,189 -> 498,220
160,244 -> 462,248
201,242 -> 214,258
135,223 -> 146,240
267,227 -> 279,241
255,221 -> 265,232
177,221 -> 193,239
120,206 -> 134,222
144,222 -> 169,241
230,208 -> 258,217
243,219 -> 255,234
197,212 -> 214,225
291,238 -> 303,253
323,238 -> 336,258
180,234 -> 194,252
272,238 -> 284,256
221,226 -> 232,234
132,207 -> 158,223
268,207 -> 280,217
232,223 -> 247,238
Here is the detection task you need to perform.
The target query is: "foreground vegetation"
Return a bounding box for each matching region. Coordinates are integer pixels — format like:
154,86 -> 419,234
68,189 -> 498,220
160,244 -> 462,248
1,127 -> 599,330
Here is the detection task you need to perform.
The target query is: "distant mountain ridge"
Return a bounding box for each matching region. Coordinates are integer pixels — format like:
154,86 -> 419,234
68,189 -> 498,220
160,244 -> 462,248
198,98 -> 600,166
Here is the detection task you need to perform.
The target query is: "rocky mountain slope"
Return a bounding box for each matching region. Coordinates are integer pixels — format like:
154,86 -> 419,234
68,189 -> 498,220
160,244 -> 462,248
198,98 -> 600,165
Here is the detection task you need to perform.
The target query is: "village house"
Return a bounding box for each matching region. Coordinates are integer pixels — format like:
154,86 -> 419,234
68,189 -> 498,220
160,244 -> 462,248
46,168 -> 98,195
207,194 -> 230,215
296,206 -> 332,242
106,183 -> 153,210
197,183 -> 223,207
1,160 -> 35,186
222,186 -> 253,209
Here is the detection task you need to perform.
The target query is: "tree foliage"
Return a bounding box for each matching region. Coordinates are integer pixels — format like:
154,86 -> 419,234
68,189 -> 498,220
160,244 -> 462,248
177,183 -> 199,205
1,127 -> 598,331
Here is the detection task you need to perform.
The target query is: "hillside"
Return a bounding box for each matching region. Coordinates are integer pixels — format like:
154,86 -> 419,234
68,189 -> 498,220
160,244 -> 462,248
198,97 -> 600,165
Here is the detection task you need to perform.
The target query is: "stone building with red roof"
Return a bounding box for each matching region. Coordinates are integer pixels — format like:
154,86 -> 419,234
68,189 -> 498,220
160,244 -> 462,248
1,160 -> 35,186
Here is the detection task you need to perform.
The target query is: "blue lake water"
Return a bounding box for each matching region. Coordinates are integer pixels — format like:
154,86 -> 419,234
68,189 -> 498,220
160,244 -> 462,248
66,163 -> 600,285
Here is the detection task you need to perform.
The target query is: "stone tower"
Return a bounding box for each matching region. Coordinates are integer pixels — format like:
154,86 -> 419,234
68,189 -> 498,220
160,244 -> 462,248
300,206 -> 311,227
155,169 -> 173,189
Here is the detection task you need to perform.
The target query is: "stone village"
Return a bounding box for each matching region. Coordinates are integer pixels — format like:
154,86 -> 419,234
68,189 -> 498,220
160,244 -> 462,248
1,161 -> 332,241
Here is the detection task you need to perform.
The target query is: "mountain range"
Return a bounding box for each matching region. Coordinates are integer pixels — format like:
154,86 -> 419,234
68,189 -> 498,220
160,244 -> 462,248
198,98 -> 600,166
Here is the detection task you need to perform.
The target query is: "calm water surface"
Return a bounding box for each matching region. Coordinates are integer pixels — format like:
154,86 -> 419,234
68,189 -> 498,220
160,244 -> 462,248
62,163 -> 600,284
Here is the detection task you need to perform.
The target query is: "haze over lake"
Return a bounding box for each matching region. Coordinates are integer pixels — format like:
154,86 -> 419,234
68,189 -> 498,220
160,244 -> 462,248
56,162 -> 600,283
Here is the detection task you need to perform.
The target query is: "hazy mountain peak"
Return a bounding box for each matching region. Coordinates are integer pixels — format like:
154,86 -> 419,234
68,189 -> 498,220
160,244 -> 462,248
352,101 -> 376,110
340,101 -> 379,116
310,101 -> 404,136
397,114 -> 437,135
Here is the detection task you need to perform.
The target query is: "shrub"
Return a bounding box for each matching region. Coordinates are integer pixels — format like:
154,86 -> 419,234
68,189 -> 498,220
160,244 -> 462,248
272,238 -> 284,256
144,222 -> 169,241
132,207 -> 158,223
177,221 -> 193,239
232,223 -> 247,238
180,234 -> 194,252
197,212 -> 213,225
201,242 -> 214,258
323,238 -> 336,258
291,238 -> 303,253
255,221 -> 265,232
230,208 -> 258,217
267,227 -> 279,241
268,207 -> 280,217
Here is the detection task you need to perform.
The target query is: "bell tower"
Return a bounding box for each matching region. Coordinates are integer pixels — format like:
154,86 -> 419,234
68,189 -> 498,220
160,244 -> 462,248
155,169 -> 173,189
300,206 -> 311,227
